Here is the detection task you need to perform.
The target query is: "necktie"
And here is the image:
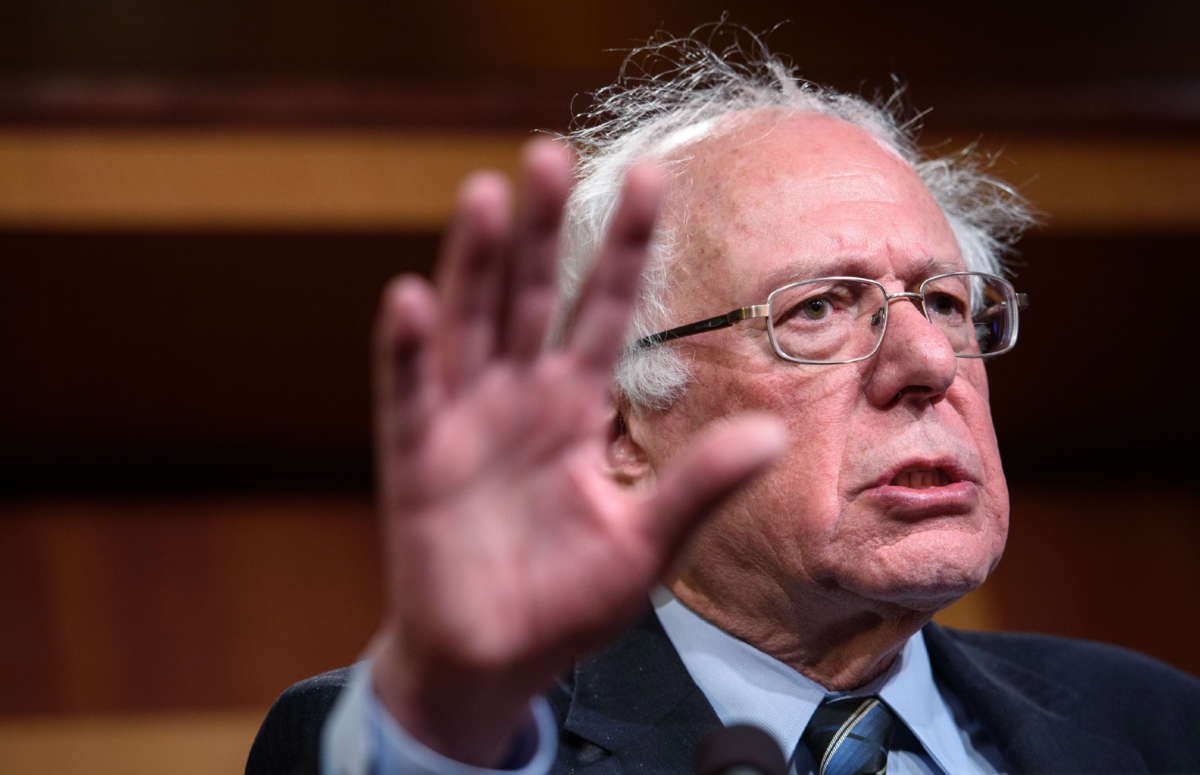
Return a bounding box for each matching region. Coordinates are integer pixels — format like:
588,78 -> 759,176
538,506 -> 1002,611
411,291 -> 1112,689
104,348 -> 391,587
802,696 -> 895,775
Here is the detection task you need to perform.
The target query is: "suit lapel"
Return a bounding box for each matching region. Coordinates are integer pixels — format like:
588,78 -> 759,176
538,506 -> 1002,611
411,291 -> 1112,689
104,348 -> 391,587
562,612 -> 1152,773
924,624 -> 1147,774
563,609 -> 721,774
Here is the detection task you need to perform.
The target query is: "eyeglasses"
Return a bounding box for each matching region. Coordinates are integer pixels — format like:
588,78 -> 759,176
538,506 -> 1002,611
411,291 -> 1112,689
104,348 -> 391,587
633,272 -> 1027,364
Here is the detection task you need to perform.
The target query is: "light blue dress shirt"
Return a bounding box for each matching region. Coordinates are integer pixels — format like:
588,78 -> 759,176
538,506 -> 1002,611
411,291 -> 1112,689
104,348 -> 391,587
322,589 -> 1008,774
651,586 -> 1007,775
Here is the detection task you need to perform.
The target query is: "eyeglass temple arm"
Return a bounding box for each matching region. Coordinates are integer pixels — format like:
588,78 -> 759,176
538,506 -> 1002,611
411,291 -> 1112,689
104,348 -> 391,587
632,305 -> 769,350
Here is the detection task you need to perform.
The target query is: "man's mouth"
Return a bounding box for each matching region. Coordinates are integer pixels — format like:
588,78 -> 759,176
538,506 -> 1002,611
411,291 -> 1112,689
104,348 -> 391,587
868,458 -> 976,492
889,468 -> 953,489
867,460 -> 979,517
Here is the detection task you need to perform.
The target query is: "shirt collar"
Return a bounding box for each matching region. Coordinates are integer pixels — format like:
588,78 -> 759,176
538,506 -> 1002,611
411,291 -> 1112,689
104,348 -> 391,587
650,586 -> 972,774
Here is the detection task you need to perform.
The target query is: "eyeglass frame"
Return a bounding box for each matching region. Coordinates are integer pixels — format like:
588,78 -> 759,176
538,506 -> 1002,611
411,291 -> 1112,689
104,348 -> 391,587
631,271 -> 1029,365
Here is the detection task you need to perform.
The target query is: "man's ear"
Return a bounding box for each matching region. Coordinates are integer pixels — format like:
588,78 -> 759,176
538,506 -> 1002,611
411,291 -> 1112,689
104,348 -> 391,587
606,396 -> 653,486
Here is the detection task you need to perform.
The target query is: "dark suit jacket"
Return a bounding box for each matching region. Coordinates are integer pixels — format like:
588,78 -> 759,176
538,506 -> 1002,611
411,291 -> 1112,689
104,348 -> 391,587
247,613 -> 1200,774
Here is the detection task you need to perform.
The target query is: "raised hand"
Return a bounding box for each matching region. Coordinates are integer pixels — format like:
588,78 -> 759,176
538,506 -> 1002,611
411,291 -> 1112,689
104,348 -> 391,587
368,138 -> 785,765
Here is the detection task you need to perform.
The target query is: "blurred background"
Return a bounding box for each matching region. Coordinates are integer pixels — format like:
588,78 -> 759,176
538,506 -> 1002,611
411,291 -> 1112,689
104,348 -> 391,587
2,1 -> 1198,772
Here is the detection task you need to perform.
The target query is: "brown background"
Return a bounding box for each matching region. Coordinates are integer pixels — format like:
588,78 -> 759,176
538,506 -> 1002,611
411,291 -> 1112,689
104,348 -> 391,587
2,1 -> 1198,771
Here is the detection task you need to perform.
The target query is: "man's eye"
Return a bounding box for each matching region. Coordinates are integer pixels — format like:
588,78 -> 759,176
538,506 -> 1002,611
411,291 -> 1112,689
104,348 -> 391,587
802,298 -> 832,320
926,292 -> 963,317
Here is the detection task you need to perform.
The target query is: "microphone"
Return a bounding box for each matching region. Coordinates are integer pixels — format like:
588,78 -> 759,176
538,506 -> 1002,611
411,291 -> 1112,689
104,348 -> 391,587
693,724 -> 787,775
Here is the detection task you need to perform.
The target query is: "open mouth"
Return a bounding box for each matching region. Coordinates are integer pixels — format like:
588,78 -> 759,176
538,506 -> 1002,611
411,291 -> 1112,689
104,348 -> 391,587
889,468 -> 954,489
869,461 -> 978,514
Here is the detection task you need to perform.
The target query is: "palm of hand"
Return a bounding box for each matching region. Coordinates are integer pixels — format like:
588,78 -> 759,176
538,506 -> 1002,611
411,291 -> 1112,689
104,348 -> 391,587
384,356 -> 656,677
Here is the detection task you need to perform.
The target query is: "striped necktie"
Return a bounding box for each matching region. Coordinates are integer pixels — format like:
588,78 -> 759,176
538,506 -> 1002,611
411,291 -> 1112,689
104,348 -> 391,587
802,696 -> 895,775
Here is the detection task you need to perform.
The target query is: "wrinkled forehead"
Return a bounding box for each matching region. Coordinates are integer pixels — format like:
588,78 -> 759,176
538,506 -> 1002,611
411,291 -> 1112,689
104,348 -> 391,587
658,110 -> 960,314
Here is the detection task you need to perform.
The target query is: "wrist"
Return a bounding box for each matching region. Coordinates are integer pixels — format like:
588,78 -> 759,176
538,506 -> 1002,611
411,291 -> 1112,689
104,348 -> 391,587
369,637 -> 540,767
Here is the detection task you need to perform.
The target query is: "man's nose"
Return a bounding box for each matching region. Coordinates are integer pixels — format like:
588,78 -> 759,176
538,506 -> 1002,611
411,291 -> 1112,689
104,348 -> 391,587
863,293 -> 958,406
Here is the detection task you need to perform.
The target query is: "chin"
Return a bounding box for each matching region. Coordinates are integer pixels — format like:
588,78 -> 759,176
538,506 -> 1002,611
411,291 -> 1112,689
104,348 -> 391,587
865,572 -> 987,613
845,535 -> 1004,613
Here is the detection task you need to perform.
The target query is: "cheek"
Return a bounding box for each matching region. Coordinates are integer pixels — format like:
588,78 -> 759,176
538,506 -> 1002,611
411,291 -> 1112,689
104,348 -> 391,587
728,363 -> 858,485
954,363 -> 1005,484
946,363 -> 1010,555
696,366 -> 863,558
644,357 -> 859,507
961,358 -> 991,401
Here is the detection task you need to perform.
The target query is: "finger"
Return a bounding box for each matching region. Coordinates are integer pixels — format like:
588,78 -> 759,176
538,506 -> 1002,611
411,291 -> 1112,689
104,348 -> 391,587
434,172 -> 513,396
637,414 -> 787,568
373,275 -> 439,460
565,161 -> 664,373
504,138 -> 574,360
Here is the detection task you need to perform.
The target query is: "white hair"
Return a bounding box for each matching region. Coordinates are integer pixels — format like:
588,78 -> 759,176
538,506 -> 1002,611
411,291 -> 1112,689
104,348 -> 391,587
555,27 -> 1034,409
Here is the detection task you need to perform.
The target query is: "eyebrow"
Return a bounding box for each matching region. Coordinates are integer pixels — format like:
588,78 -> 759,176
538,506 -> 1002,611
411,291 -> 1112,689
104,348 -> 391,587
752,256 -> 961,299
753,257 -> 876,298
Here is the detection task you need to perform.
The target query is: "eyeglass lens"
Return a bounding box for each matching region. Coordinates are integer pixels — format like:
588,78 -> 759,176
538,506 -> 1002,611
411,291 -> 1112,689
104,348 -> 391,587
766,274 -> 1016,363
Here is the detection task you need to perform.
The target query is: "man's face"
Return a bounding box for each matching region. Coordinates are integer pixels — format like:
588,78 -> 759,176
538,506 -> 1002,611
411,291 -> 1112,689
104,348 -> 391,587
633,111 -> 1009,623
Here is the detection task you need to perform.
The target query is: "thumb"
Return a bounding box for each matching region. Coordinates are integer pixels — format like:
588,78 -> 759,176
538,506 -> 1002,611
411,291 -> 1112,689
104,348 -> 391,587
637,413 -> 787,570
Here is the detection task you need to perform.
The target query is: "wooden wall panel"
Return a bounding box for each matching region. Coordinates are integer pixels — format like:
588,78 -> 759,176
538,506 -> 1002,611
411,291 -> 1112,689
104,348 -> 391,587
989,488 -> 1200,673
0,497 -> 381,715
6,231 -> 1197,494
0,710 -> 263,775
0,487 -> 1196,719
9,1 -> 1200,98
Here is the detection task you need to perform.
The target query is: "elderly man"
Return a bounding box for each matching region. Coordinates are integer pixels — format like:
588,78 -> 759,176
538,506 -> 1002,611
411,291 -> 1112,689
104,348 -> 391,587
248,35 -> 1200,775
